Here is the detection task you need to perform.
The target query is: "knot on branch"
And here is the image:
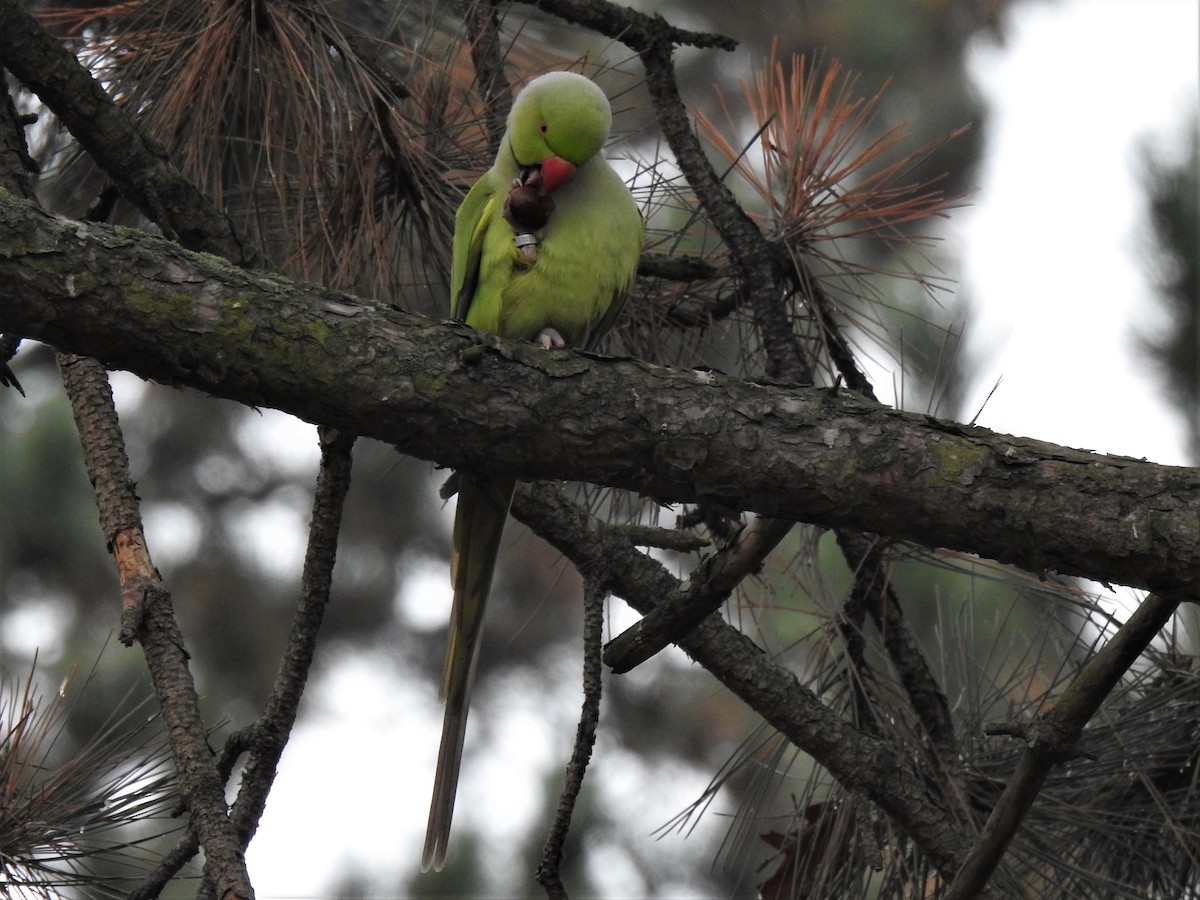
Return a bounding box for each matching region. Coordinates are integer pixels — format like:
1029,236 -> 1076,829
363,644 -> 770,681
984,716 -> 1096,763
119,573 -> 162,645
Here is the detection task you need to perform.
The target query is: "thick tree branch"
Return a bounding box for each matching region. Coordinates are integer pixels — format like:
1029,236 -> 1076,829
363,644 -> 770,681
1,190 -> 1196,595
1,190 -> 1196,592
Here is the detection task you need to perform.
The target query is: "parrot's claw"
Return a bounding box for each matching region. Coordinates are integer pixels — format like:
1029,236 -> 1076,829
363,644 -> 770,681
536,327 -> 567,350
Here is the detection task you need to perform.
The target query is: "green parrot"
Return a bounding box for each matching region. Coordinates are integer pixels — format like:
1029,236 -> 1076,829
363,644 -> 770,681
422,71 -> 643,872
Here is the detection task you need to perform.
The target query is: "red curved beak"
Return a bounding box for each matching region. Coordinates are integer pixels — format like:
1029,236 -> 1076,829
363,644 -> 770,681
539,156 -> 576,196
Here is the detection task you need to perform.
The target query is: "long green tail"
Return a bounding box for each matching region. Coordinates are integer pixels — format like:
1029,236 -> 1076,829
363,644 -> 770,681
421,474 -> 516,872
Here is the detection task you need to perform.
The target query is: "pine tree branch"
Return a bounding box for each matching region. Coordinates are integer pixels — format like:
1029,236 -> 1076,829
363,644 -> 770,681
944,588 -> 1188,900
838,532 -> 959,768
0,0 -> 264,267
510,482 -> 972,878
1,11 -> 330,890
526,0 -> 737,54
619,9 -> 957,825
603,516 -> 792,672
57,353 -> 254,900
636,252 -> 719,282
1,189 -> 1195,596
228,427 -> 354,843
196,428 -> 355,897
536,577 -> 605,900
635,22 -> 806,383
129,429 -> 354,898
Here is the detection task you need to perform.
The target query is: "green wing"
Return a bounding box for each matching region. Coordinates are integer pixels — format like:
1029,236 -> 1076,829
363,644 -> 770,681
450,171 -> 498,322
581,166 -> 644,349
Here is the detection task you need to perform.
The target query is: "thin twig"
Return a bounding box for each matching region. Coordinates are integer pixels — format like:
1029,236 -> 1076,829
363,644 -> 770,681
536,578 -> 606,899
193,428 -> 356,898
463,0 -> 510,154
230,427 -> 355,844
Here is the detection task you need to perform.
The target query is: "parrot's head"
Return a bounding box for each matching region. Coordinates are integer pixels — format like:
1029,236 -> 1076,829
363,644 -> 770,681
507,71 -> 613,196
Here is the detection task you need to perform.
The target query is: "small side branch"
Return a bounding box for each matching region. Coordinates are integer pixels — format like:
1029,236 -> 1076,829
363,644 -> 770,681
208,428 -> 355,895
527,0 -> 736,53
838,532 -> 958,768
604,516 -> 792,672
231,427 -> 355,840
635,19 -> 806,383
57,352 -> 254,900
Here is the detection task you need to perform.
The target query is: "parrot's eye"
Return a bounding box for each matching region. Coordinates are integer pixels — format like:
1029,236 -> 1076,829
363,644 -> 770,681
539,122 -> 548,135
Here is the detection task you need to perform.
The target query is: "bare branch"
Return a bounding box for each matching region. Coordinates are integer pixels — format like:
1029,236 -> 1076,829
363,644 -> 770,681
536,578 -> 605,899
57,352 -> 254,900
636,27 -> 806,382
194,428 -> 355,896
838,532 -> 958,766
604,516 -> 793,672
526,0 -> 737,53
636,252 -> 719,282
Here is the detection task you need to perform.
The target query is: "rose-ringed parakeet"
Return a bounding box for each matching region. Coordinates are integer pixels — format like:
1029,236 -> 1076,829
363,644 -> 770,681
422,71 -> 643,872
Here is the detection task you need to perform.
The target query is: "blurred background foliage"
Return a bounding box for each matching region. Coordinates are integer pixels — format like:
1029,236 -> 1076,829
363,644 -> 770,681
1,0 -> 1197,896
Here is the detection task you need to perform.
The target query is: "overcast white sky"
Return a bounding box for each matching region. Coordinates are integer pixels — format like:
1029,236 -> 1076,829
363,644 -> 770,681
244,1 -> 1200,895
957,0 -> 1198,465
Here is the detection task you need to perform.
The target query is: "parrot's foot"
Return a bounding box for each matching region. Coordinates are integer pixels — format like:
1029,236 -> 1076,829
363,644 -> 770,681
536,327 -> 567,350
